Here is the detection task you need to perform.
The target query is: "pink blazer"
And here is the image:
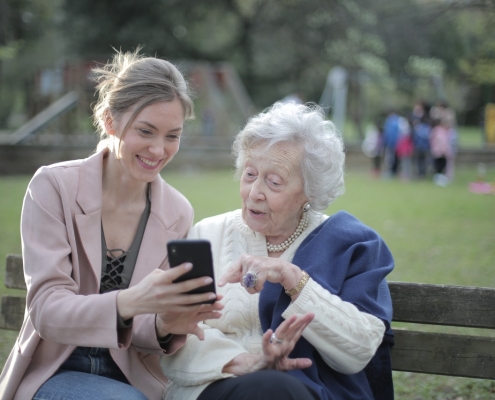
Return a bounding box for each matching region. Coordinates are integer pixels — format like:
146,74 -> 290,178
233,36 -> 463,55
0,149 -> 193,400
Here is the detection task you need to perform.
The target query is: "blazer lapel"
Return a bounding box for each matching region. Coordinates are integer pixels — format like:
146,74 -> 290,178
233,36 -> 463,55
75,211 -> 102,285
75,150 -> 105,285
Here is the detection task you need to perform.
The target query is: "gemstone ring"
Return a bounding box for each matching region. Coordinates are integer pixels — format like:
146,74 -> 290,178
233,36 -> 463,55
242,271 -> 258,288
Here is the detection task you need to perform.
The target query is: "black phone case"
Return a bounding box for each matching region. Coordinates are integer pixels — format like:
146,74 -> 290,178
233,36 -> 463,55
167,239 -> 216,304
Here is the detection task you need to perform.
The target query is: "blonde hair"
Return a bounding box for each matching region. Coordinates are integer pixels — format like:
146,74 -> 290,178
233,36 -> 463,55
91,47 -> 194,151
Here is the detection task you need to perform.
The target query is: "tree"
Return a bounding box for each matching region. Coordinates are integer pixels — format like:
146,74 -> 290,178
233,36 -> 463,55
0,0 -> 63,126
60,0 -> 382,107
3,0 -> 494,133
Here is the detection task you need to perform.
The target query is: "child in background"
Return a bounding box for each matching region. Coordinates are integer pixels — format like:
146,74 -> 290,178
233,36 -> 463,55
412,115 -> 432,179
430,119 -> 453,186
396,126 -> 414,181
362,122 -> 383,178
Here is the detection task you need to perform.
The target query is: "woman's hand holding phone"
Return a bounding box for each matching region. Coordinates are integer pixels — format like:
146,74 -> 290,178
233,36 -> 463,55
155,261 -> 224,340
116,259 -> 223,340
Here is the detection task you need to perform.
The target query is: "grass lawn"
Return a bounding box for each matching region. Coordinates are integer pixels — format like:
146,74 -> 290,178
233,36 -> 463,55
0,163 -> 494,398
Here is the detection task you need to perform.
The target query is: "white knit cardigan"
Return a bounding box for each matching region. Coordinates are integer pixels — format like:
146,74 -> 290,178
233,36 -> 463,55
160,210 -> 385,400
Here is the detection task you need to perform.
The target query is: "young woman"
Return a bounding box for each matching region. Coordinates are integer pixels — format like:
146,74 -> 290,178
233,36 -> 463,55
0,49 -> 223,400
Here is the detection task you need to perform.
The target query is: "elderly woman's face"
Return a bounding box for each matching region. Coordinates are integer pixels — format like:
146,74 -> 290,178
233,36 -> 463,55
240,142 -> 309,243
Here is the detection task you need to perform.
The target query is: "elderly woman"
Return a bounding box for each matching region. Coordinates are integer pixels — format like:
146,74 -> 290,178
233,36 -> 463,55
160,102 -> 394,400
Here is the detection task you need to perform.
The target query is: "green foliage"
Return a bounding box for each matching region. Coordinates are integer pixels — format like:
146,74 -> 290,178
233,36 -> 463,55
0,41 -> 23,61
0,0 -> 66,127
460,58 -> 495,84
1,0 -> 495,132
60,0 -> 384,106
457,8 -> 495,84
406,55 -> 446,79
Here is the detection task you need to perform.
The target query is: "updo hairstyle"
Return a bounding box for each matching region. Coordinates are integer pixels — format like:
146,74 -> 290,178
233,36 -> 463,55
91,47 -> 194,150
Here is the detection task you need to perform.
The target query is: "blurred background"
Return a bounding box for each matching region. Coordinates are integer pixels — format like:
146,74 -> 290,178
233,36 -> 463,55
0,0 -> 494,174
1,2 -> 495,397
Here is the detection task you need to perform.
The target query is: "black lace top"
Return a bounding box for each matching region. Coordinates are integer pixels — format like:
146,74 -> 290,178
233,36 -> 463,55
100,190 -> 151,294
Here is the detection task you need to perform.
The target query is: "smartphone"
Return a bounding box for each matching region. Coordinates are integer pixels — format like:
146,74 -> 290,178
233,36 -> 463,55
167,239 -> 216,304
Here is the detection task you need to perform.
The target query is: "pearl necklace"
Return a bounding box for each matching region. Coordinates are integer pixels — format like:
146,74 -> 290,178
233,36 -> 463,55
266,212 -> 309,253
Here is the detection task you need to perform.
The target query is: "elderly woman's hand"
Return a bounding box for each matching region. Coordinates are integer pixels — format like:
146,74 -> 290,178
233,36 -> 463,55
218,254 -> 304,296
222,312 -> 314,375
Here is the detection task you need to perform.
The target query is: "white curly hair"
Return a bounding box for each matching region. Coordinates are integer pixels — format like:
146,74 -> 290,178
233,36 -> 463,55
233,102 -> 345,212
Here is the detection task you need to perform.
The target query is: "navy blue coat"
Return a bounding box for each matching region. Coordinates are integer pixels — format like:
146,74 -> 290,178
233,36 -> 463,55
259,211 -> 394,400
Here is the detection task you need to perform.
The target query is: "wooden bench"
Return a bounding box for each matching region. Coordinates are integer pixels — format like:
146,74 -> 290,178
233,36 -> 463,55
2,253 -> 495,380
0,254 -> 26,331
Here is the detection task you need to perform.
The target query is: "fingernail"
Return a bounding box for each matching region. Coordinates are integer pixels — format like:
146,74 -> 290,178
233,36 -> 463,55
204,277 -> 213,284
184,263 -> 193,270
218,280 -> 224,286
208,293 -> 216,299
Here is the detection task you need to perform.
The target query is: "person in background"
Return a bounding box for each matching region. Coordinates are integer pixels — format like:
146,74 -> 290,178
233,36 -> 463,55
430,118 -> 454,186
361,120 -> 384,178
382,109 -> 402,178
412,114 -> 432,179
430,101 -> 458,181
0,48 -> 223,400
160,102 -> 395,400
396,123 -> 414,181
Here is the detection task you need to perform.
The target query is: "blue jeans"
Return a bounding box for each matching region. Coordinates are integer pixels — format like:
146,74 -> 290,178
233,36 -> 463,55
33,347 -> 148,400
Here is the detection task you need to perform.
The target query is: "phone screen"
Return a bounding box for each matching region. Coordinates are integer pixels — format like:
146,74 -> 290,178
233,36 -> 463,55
167,239 -> 216,304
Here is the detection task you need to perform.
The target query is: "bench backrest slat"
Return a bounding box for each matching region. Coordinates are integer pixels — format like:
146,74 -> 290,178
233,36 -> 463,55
391,330 -> 495,379
0,295 -> 25,330
1,255 -> 26,331
389,281 -> 495,329
5,254 -> 26,290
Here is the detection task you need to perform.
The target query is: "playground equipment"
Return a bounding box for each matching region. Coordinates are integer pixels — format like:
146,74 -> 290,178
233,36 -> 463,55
0,61 -> 256,174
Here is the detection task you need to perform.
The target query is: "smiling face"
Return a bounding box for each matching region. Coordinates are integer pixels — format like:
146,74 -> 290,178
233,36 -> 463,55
240,141 -> 309,244
108,99 -> 184,183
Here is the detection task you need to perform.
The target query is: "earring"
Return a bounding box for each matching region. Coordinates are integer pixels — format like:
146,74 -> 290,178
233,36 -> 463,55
303,202 -> 311,213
